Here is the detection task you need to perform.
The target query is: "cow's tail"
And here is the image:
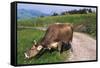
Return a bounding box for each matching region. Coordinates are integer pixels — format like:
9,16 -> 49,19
70,24 -> 73,42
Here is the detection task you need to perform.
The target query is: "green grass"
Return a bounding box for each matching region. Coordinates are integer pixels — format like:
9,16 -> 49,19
17,29 -> 70,64
18,13 -> 96,37
17,13 -> 97,64
18,13 -> 96,26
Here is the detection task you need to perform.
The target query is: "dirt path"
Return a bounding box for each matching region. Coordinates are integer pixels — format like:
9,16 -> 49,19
68,32 -> 96,61
18,26 -> 96,61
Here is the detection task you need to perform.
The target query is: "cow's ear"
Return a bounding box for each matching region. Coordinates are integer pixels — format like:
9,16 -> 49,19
33,40 -> 37,45
37,45 -> 43,51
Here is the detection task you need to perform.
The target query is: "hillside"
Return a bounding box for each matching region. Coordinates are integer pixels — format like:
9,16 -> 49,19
18,13 -> 96,38
17,9 -> 50,19
17,13 -> 97,64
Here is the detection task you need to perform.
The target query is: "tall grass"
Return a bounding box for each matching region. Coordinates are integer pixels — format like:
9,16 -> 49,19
17,13 -> 97,64
18,13 -> 96,26
17,29 -> 70,64
18,13 -> 96,37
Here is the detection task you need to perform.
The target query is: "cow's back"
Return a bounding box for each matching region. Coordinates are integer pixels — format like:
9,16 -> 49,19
41,23 -> 73,47
50,23 -> 73,43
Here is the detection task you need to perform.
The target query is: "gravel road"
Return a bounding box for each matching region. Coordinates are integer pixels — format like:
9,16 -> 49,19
68,32 -> 96,61
18,26 -> 97,61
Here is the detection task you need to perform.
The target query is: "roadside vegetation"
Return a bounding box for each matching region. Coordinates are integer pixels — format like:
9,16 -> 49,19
17,13 -> 96,64
17,29 -> 70,64
18,13 -> 96,38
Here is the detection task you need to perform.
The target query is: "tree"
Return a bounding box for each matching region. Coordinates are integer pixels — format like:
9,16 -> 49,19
88,9 -> 92,13
52,12 -> 58,16
40,15 -> 44,17
61,12 -> 66,15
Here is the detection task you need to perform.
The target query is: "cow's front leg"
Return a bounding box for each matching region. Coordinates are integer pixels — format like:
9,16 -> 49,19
57,42 -> 64,54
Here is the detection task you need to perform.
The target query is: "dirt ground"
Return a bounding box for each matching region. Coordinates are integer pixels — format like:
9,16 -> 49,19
68,32 -> 96,61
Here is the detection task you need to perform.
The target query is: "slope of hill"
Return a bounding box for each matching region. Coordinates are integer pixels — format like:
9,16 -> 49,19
17,13 -> 97,64
17,9 -> 50,19
18,13 -> 96,38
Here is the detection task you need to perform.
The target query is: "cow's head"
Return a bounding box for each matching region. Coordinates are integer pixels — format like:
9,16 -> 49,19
24,40 -> 43,59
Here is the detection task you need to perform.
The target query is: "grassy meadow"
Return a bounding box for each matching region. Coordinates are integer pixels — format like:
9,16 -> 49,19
17,29 -> 70,64
17,13 -> 96,64
18,13 -> 96,37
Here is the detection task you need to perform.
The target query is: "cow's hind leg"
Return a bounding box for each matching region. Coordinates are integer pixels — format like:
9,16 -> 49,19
68,43 -> 73,52
62,42 -> 73,52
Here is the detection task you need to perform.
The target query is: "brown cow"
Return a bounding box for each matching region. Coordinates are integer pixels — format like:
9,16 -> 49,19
24,23 -> 73,59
